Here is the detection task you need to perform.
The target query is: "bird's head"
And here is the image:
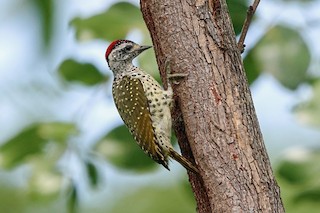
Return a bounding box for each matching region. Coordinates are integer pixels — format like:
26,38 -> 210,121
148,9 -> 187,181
105,40 -> 152,72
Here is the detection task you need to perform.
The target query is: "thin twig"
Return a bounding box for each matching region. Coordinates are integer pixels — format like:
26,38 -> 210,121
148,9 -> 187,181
237,0 -> 260,53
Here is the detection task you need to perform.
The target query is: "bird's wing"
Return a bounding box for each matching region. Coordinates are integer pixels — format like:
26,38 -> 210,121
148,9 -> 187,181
112,75 -> 168,168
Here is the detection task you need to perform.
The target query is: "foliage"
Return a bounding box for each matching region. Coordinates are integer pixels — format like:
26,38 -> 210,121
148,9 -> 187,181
58,59 -> 106,86
0,122 -> 77,169
32,0 -> 54,49
108,181 -> 196,213
71,2 -> 148,42
0,0 -> 320,212
276,150 -> 320,213
245,26 -> 311,89
294,80 -> 320,127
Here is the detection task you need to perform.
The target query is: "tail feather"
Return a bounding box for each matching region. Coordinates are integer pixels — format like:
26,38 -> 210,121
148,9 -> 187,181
168,148 -> 199,174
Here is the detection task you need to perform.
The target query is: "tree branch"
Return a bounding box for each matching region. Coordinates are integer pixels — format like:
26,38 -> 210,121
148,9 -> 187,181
237,0 -> 260,53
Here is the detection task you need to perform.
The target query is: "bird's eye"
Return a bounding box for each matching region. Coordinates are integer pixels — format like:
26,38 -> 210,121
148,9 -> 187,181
125,45 -> 133,52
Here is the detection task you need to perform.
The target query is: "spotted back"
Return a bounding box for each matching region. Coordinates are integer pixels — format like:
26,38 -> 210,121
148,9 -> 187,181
112,75 -> 168,168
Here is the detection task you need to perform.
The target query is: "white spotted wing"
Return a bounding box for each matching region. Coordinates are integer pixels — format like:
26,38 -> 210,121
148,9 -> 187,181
112,75 -> 167,167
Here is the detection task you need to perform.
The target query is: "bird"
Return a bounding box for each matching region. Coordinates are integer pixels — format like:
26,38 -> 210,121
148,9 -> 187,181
105,39 -> 198,174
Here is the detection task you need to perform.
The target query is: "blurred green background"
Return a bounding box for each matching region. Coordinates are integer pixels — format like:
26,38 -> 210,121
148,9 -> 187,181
0,0 -> 320,212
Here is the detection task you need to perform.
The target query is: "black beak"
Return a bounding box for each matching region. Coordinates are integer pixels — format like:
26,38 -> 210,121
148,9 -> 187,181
137,45 -> 152,52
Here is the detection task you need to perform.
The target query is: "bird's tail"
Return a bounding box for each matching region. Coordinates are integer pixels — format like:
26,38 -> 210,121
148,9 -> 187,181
168,148 -> 199,174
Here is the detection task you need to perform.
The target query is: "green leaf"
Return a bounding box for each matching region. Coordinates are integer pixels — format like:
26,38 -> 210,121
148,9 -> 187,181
276,160 -> 309,184
226,0 -> 248,35
293,79 -> 320,127
294,188 -> 320,203
37,122 -> 78,142
251,25 -> 311,89
244,48 -> 261,84
0,126 -> 46,169
28,167 -> 62,201
95,125 -> 158,172
58,59 -> 106,86
275,150 -> 320,213
71,2 -> 146,41
0,184 -> 28,213
67,184 -> 78,213
33,0 -> 54,48
85,161 -> 99,187
109,181 -> 196,213
0,122 -> 77,169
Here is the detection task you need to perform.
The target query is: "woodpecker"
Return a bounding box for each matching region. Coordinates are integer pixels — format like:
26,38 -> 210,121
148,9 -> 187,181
105,40 -> 198,174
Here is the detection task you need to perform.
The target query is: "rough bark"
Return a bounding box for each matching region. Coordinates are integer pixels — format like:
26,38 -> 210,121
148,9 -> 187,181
141,0 -> 285,212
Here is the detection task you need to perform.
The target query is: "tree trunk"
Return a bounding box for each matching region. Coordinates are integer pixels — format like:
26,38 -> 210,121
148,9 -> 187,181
140,0 -> 285,212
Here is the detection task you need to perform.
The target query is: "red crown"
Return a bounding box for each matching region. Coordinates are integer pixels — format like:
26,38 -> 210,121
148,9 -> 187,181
105,40 -> 131,61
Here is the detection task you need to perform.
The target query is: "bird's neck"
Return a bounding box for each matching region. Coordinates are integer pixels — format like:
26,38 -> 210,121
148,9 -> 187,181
110,61 -> 136,77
